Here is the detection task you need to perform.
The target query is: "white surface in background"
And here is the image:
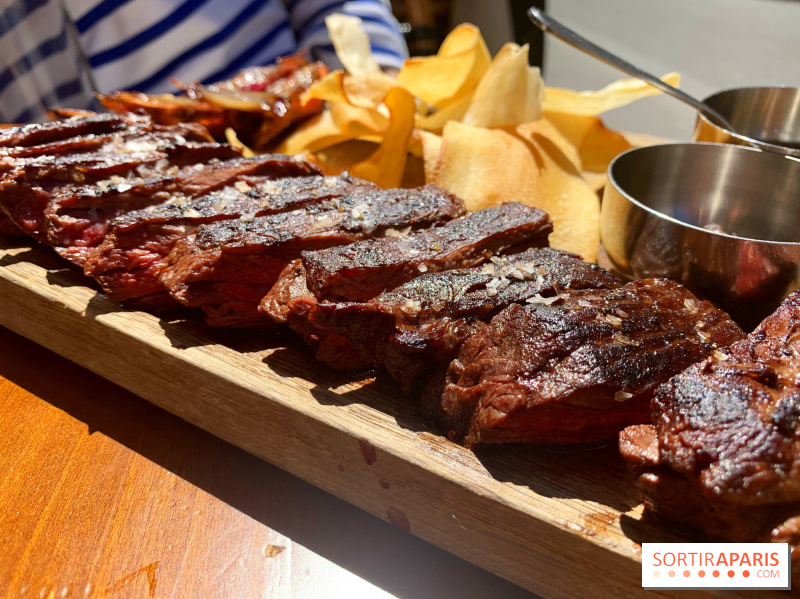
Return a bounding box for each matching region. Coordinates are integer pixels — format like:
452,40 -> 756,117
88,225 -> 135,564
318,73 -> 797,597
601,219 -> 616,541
544,0 -> 800,139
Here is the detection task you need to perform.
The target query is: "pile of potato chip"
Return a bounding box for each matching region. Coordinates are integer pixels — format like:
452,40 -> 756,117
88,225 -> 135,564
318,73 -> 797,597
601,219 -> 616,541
276,16 -> 679,262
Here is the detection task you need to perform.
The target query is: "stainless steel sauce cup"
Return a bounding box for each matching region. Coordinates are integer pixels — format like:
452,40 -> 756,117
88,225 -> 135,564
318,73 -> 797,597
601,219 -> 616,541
600,142 -> 800,330
693,86 -> 800,154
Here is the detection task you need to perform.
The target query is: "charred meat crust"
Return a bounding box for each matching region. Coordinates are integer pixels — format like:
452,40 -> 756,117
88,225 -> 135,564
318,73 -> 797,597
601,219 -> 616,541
0,113 -> 144,149
429,278 -> 745,446
158,185 -> 466,327
0,123 -> 243,247
301,201 -> 553,302
306,248 -> 620,391
620,292 -> 800,552
81,170 -> 338,307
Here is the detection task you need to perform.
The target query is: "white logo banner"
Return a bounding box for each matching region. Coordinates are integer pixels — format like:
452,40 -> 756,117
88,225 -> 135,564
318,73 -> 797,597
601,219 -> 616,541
642,543 -> 791,590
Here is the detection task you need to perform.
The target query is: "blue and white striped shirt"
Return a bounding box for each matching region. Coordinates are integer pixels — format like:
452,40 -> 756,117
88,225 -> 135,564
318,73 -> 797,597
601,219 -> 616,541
0,0 -> 408,123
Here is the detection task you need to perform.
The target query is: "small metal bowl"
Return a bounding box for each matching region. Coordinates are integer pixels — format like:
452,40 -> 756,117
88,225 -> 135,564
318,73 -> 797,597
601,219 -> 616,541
693,85 -> 800,154
600,142 -> 800,330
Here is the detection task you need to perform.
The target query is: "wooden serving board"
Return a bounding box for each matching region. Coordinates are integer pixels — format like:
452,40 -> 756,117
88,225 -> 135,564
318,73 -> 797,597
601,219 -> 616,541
0,239 -> 764,599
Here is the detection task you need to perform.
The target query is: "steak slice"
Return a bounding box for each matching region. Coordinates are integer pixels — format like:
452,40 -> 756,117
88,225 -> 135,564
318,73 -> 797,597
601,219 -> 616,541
0,134 -> 240,244
159,185 -> 466,327
0,152 -> 174,244
619,291 -> 800,559
260,203 -> 555,323
427,278 -> 745,446
46,154 -> 317,267
301,248 -> 621,389
301,202 -> 553,302
0,112 -> 143,149
85,174 -> 375,308
0,120 -> 214,159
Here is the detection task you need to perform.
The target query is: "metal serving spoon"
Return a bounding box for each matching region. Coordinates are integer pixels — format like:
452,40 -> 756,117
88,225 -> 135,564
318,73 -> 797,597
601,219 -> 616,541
528,6 -> 800,158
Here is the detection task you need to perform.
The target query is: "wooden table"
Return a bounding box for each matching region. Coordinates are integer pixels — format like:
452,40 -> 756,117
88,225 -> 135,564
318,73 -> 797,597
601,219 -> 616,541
0,325 -> 539,599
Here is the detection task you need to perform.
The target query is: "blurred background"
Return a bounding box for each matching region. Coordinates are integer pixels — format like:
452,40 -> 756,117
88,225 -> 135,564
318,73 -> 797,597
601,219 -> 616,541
392,0 -> 800,139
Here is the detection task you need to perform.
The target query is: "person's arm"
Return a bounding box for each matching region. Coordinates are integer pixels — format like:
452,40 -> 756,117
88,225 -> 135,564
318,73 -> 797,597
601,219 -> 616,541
283,0 -> 408,70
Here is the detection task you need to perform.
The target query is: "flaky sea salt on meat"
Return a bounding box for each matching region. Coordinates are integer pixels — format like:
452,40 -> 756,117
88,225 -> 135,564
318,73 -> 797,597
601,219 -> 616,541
614,332 -> 640,347
123,139 -> 160,154
526,294 -> 561,305
383,226 -> 411,238
614,390 -> 634,402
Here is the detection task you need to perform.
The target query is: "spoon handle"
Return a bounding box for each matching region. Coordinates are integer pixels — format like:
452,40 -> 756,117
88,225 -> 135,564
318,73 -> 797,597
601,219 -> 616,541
527,6 -> 732,130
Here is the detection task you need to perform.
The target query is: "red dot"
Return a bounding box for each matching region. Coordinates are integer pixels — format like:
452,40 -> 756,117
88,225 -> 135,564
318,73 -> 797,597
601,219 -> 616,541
728,570 -> 735,578
713,570 -> 720,578
668,570 -> 676,578
683,570 -> 691,577
699,570 -> 706,578
743,570 -> 750,578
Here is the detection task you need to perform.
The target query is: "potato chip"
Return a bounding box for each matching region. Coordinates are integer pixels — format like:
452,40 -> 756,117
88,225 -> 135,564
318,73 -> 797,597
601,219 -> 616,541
417,130 -> 443,183
329,102 -> 387,137
543,72 -> 680,116
461,43 -> 543,128
278,110 -> 353,155
312,140 -> 379,175
304,70 -> 396,111
342,72 -> 399,108
516,119 -> 581,173
325,14 -> 381,76
303,70 -> 349,105
350,87 -> 416,188
397,24 -> 490,108
434,121 -> 599,261
225,127 -> 255,157
544,110 -> 633,171
415,91 -> 473,132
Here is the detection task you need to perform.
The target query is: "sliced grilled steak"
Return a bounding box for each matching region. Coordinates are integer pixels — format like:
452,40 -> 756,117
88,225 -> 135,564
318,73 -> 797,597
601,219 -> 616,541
0,120 -> 214,160
85,174 -> 374,308
301,202 -> 553,302
427,278 -> 745,446
45,154 -> 317,267
0,112 -> 143,149
0,134 -> 239,244
260,203 -> 555,323
259,258 -> 374,370
302,248 -> 620,389
619,291 -> 800,563
159,185 -> 465,327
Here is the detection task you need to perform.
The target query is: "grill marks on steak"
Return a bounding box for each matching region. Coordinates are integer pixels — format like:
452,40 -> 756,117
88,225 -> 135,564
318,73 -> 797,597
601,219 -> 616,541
0,113 -> 141,149
0,126 -> 239,245
45,154 -> 318,267
301,202 -> 553,302
258,203 -> 555,370
159,185 -> 465,327
619,291 -> 800,553
0,121 -> 215,160
305,248 -> 620,390
259,202 -> 554,323
109,173 -> 374,233
84,174 -> 374,307
428,278 -> 745,446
